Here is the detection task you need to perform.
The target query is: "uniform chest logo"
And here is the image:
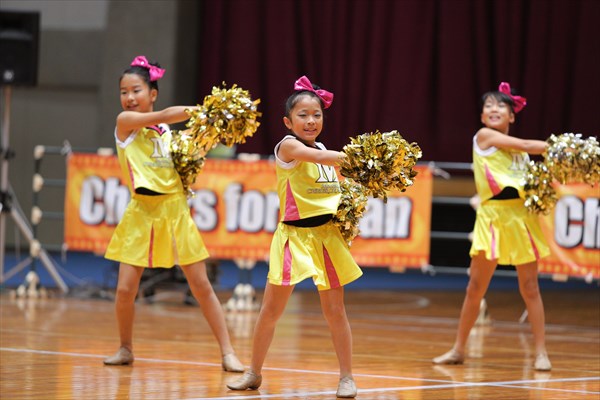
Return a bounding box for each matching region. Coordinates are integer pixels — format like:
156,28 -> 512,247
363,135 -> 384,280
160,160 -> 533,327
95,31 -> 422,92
509,152 -> 529,171
315,163 -> 337,183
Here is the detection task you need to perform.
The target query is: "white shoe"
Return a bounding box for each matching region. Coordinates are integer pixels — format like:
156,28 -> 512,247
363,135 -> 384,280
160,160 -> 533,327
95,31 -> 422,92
222,353 -> 245,372
226,370 -> 262,390
432,348 -> 464,365
336,376 -> 357,398
534,353 -> 552,371
103,347 -> 134,365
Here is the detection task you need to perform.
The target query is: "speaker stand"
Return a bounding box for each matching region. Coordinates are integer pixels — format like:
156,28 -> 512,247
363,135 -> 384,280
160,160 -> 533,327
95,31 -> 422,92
0,85 -> 68,294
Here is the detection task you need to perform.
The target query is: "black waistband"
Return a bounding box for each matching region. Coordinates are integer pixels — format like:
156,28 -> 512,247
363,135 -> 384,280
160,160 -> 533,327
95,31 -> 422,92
283,214 -> 333,227
490,187 -> 520,200
135,187 -> 164,196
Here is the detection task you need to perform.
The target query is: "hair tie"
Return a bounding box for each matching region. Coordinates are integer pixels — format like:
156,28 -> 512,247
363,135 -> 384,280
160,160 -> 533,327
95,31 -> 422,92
293,75 -> 334,109
130,55 -> 165,82
498,82 -> 526,113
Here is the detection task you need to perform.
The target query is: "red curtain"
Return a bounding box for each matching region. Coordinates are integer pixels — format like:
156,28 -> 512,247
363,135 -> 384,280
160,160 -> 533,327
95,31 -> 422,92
195,0 -> 599,162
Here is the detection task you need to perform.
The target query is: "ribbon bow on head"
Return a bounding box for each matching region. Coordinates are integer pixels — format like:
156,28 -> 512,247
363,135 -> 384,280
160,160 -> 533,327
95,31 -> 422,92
130,56 -> 166,82
498,82 -> 526,113
294,75 -> 334,109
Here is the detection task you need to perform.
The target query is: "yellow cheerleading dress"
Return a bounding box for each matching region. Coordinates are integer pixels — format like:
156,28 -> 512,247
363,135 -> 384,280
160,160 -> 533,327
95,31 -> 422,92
469,133 -> 550,265
268,135 -> 363,290
104,124 -> 209,268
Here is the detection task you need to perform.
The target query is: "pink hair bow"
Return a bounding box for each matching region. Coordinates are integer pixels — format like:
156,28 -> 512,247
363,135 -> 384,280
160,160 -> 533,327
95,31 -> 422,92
498,82 -> 526,113
130,55 -> 165,81
294,75 -> 334,109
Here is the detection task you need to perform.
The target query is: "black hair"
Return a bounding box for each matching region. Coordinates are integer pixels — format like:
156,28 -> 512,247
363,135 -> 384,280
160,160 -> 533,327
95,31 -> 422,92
481,90 -> 516,113
284,83 -> 325,117
120,60 -> 161,92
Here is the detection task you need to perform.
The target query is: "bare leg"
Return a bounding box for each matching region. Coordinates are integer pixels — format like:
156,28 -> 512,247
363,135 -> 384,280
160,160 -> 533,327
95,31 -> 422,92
227,283 -> 294,390
433,253 -> 497,364
104,263 -> 144,365
114,263 -> 144,351
452,254 -> 497,354
181,261 -> 236,356
516,261 -> 547,355
319,286 -> 353,378
248,283 -> 294,374
320,286 -> 357,398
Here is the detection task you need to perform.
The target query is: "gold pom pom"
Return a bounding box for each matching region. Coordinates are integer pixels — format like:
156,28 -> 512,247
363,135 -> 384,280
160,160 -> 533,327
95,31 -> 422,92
524,133 -> 599,214
170,130 -> 206,195
333,130 -> 422,244
545,133 -> 599,185
339,130 -> 422,202
186,83 -> 262,152
523,161 -> 557,215
171,83 -> 261,195
333,179 -> 369,246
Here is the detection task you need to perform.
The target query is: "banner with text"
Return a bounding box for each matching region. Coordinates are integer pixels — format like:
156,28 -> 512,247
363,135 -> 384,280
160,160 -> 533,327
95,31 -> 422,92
538,183 -> 600,279
64,153 -> 128,253
64,153 -> 432,267
348,167 -> 432,267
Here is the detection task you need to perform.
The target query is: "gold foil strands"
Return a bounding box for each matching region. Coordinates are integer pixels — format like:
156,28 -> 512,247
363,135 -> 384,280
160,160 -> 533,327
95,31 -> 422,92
334,130 -> 422,245
545,133 -> 599,185
339,130 -> 422,201
170,130 -> 206,196
523,161 -> 558,215
171,83 -> 261,195
524,133 -> 599,214
333,179 -> 369,245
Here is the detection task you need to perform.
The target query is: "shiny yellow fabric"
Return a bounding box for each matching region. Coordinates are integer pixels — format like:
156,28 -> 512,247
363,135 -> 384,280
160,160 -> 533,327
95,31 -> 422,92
268,221 -> 363,291
105,192 -> 209,268
470,199 -> 550,265
274,136 -> 341,221
472,134 -> 530,202
115,124 -> 184,194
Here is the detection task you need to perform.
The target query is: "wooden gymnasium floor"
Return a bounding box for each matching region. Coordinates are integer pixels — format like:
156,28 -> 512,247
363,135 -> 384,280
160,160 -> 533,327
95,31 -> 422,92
1,287 -> 599,399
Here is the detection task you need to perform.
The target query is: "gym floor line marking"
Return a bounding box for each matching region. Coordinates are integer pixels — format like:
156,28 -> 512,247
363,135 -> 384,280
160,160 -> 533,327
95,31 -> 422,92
2,346 -> 598,397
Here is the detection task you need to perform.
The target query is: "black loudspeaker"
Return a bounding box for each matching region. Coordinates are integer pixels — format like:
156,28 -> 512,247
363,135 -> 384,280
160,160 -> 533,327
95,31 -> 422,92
0,10 -> 40,86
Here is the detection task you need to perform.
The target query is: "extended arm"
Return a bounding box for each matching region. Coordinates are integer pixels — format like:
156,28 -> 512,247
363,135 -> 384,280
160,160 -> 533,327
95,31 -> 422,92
278,139 -> 346,166
115,106 -> 197,141
476,127 -> 547,155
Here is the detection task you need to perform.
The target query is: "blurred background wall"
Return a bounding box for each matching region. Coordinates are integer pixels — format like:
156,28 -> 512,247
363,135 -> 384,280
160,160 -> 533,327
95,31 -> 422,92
1,0 -> 199,247
1,0 -> 598,250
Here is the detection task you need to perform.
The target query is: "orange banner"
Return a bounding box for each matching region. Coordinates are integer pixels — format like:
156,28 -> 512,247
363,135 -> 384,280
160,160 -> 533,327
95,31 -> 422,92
349,167 -> 432,267
64,153 -> 129,254
189,159 -> 278,260
188,163 -> 432,266
538,183 -> 600,279
64,154 -> 432,267
64,154 -> 599,276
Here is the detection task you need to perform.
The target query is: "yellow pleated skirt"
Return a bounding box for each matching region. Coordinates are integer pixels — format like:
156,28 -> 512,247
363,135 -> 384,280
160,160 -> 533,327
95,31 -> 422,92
105,192 -> 209,268
469,198 -> 550,265
268,221 -> 363,291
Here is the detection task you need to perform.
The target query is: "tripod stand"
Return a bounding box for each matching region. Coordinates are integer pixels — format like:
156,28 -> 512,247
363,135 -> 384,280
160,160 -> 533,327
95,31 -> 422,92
0,85 -> 68,294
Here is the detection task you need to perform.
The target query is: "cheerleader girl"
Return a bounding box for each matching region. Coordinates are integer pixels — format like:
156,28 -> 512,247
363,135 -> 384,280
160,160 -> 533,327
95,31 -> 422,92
226,76 -> 363,397
433,82 -> 552,371
103,56 -> 244,373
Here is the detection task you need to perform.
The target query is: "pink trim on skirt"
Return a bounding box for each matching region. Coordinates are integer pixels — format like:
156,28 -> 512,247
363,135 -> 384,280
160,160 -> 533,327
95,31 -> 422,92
282,240 -> 292,285
323,246 -> 341,289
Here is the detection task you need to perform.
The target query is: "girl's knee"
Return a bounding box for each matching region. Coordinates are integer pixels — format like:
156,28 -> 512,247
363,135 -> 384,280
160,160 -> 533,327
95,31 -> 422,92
322,302 -> 347,321
259,296 -> 289,321
258,305 -> 284,324
519,278 -> 540,299
183,265 -> 212,293
115,284 -> 138,302
465,280 -> 486,299
188,276 -> 213,296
